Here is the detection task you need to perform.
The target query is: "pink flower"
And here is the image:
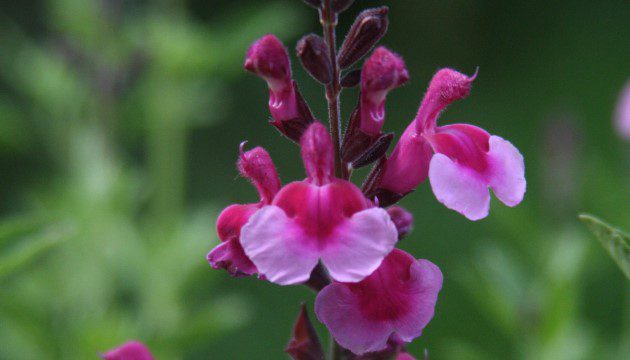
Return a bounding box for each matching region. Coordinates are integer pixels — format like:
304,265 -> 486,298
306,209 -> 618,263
360,47 -> 409,136
240,123 -> 398,285
614,80 -> 630,141
315,249 -> 443,355
377,68 -> 526,220
245,34 -> 314,142
207,143 -> 281,276
101,341 -> 153,360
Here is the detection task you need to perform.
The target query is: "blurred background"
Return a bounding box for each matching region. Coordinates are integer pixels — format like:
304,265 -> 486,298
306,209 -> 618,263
0,0 -> 628,359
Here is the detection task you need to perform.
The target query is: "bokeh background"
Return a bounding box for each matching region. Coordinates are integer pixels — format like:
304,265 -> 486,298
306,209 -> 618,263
1,0 -> 629,359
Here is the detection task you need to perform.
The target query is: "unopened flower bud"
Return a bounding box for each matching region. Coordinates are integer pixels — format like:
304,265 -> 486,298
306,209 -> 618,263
297,34 -> 332,84
360,47 -> 409,135
338,7 -> 389,69
285,304 -> 325,360
386,205 -> 413,239
245,35 -> 315,142
244,34 -> 291,90
301,0 -> 321,8
332,0 -> 354,13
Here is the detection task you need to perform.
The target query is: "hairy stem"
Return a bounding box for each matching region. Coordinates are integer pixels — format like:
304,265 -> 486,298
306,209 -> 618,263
319,2 -> 352,359
320,0 -> 347,180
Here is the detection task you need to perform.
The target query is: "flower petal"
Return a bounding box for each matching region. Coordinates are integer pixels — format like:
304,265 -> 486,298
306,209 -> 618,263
240,206 -> 319,285
487,135 -> 526,207
321,207 -> 398,282
216,204 -> 258,242
428,153 -> 490,220
315,283 -> 393,354
315,250 -> 443,355
391,259 -> 443,342
207,238 -> 257,276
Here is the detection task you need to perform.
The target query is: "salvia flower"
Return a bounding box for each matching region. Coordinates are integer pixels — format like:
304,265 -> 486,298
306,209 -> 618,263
245,34 -> 314,142
614,80 -> 630,141
376,68 -> 526,220
341,47 -> 407,167
360,47 -> 409,136
101,341 -> 154,360
207,143 -> 281,276
241,123 -> 398,285
315,249 -> 443,355
208,2 -> 526,357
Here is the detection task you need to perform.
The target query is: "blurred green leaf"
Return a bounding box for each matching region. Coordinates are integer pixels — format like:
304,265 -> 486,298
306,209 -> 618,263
0,221 -> 75,279
578,214 -> 630,280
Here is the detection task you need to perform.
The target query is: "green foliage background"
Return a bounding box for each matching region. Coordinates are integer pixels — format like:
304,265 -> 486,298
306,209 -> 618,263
0,0 -> 628,359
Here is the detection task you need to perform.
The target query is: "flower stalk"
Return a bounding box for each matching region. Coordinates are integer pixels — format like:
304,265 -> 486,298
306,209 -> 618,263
319,0 -> 346,180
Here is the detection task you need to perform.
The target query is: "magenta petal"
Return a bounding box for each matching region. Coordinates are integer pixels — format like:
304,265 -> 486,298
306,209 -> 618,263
315,250 -> 443,355
391,259 -> 443,342
101,341 -> 154,360
322,207 -> 398,282
315,283 -> 393,354
207,238 -> 257,276
428,153 -> 490,220
378,123 -> 433,194
240,206 -> 319,285
487,135 -> 526,207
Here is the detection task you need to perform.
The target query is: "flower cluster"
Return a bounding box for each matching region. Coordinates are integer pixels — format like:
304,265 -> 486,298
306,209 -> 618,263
207,1 -> 525,358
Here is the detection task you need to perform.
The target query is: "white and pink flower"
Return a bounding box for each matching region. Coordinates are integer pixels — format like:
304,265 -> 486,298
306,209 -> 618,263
207,143 -> 281,277
241,123 -> 398,285
376,68 -> 526,220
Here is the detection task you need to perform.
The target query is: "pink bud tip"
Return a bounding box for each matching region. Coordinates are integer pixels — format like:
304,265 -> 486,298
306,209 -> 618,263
361,47 -> 409,94
300,122 -> 334,185
101,341 -> 154,360
416,68 -> 478,133
237,142 -> 281,204
359,47 -> 409,135
244,34 -> 291,91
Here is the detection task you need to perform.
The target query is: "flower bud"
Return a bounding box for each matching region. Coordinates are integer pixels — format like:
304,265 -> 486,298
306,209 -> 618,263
245,35 -> 315,142
297,34 -> 332,84
285,304 -> 325,360
338,7 -> 389,69
332,0 -> 354,13
386,205 -> 413,240
244,34 -> 291,90
360,47 -> 409,135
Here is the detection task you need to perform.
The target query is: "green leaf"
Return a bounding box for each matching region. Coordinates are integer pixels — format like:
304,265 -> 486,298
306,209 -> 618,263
0,221 -> 75,279
578,214 -> 630,280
